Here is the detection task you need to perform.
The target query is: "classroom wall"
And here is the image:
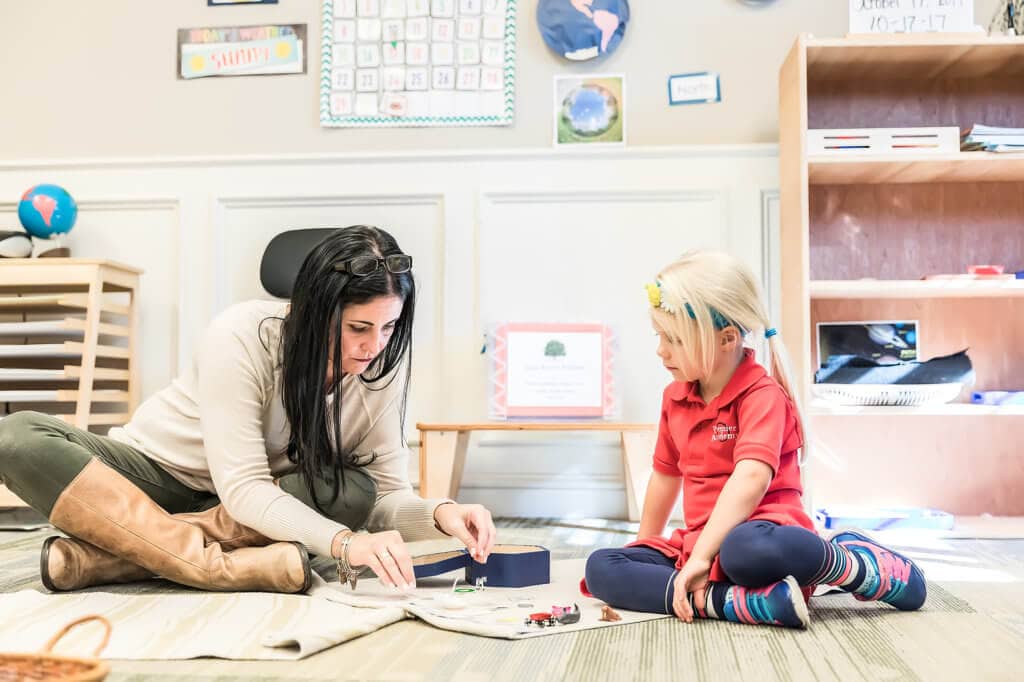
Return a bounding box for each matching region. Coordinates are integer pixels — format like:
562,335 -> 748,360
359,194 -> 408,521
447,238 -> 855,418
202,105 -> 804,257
0,1 -> 1005,517
5,0 -> 992,159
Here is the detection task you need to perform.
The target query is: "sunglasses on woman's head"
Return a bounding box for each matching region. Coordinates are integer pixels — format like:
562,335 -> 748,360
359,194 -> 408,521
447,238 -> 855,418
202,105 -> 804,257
333,254 -> 413,276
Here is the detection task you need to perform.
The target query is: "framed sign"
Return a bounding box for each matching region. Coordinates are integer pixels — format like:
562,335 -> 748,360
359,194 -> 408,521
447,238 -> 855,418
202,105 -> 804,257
490,322 -> 615,419
849,0 -> 973,34
320,0 -> 518,128
177,24 -> 306,79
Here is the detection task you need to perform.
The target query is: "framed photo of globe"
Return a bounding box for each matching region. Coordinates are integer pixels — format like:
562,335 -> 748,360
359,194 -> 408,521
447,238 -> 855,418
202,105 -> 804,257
553,74 -> 625,146
488,322 -> 616,419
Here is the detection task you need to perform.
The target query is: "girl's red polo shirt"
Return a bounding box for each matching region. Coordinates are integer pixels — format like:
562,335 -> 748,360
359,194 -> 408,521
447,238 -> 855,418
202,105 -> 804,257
630,348 -> 815,582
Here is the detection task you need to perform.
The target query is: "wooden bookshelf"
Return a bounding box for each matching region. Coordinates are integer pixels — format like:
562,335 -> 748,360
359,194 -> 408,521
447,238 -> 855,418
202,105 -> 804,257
779,34 -> 1024,516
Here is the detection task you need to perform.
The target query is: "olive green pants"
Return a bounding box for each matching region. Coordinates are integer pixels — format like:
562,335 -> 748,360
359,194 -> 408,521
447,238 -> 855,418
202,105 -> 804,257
0,411 -> 376,531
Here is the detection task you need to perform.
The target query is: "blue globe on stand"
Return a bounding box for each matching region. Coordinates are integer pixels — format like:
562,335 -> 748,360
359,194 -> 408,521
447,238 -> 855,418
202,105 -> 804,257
18,184 -> 78,239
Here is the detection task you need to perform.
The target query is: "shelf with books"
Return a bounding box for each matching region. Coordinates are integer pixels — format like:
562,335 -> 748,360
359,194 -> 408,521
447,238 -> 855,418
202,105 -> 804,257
780,34 -> 1024,515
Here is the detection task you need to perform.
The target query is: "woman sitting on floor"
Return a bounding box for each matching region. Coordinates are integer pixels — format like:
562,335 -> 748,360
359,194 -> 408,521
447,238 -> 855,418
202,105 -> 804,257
0,225 -> 496,593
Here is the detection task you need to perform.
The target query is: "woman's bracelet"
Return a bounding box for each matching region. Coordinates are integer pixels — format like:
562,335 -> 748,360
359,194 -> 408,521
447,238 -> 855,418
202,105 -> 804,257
335,531 -> 363,590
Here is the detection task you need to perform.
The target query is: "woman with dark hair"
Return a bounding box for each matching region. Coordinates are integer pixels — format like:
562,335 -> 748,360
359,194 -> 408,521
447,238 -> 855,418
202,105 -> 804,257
0,225 -> 495,593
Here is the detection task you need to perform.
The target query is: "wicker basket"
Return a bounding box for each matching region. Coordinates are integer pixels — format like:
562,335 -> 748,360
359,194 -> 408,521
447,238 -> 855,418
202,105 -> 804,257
0,615 -> 111,681
812,382 -> 963,407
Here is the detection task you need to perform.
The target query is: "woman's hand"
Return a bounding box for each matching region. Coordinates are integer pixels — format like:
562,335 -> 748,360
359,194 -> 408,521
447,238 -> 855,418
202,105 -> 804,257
672,556 -> 711,623
433,503 -> 497,562
338,530 -> 416,589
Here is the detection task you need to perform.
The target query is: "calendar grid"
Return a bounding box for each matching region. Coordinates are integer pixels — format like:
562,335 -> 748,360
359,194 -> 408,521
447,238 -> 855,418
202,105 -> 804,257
320,0 -> 517,128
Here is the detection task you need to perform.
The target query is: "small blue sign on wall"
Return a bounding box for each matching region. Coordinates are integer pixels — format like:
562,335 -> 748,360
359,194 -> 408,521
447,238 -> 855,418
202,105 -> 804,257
667,72 -> 721,106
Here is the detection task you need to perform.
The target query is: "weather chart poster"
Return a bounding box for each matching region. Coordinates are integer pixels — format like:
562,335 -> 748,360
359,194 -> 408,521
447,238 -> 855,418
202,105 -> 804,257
177,24 -> 307,79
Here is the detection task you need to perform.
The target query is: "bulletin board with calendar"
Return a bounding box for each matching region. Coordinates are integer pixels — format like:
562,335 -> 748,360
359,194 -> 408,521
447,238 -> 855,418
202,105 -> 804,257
320,0 -> 517,128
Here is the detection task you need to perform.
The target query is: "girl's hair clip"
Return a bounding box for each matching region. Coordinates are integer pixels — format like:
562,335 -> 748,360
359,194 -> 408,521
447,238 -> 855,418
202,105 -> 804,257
645,281 -> 731,329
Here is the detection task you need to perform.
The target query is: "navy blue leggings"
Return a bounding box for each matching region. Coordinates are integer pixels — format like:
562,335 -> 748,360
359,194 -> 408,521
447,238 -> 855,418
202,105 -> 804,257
584,520 -> 827,614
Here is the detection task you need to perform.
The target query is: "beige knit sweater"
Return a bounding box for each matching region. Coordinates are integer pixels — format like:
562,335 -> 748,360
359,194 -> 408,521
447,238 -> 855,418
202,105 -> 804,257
109,299 -> 448,557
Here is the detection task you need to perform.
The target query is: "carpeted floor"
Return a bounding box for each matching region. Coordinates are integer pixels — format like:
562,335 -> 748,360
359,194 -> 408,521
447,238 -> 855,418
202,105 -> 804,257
1,516 -> 1023,681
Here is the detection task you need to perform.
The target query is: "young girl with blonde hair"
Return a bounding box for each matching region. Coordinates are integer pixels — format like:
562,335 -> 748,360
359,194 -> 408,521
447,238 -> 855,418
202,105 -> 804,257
584,250 -> 926,628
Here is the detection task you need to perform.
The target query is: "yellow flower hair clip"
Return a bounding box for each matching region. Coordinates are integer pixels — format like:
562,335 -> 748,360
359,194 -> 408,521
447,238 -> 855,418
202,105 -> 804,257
644,281 -> 678,314
644,283 -> 661,308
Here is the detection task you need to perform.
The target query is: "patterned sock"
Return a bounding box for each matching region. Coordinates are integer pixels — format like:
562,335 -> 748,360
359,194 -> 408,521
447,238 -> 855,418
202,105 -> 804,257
823,530 -> 927,611
686,577 -> 809,629
809,535 -> 869,590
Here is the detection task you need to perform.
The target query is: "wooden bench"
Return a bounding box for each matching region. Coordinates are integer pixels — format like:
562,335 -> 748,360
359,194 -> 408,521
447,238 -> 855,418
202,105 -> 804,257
416,422 -> 658,521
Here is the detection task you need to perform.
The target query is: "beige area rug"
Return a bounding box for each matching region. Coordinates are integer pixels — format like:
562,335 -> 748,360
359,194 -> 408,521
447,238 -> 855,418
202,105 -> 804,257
311,555 -> 670,639
0,539 -> 664,660
0,589 -> 407,660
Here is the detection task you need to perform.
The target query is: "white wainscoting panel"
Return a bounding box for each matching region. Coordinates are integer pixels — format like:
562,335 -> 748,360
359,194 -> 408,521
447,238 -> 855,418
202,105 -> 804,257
0,146 -> 780,518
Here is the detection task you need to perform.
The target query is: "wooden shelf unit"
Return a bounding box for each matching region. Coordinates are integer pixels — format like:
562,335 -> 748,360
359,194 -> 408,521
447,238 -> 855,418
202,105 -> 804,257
0,259 -> 141,430
779,34 -> 1024,516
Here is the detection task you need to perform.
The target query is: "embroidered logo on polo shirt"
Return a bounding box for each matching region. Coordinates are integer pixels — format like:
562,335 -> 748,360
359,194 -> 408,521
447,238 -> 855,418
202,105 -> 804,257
711,422 -> 737,442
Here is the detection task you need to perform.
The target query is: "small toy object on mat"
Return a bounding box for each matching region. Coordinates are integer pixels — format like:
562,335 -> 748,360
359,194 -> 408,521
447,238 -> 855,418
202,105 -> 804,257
599,605 -> 622,622
552,604 -> 580,624
525,612 -> 557,628
0,614 -> 110,681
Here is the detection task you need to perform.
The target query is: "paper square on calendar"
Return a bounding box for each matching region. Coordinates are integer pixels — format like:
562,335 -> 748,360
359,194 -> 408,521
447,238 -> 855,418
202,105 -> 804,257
458,16 -> 481,40
382,41 -> 406,65
358,19 -> 382,41
481,14 -> 504,39
406,42 -> 429,64
332,67 -> 355,90
383,66 -> 407,91
356,68 -> 380,91
381,93 -> 408,116
480,66 -> 502,90
457,66 -> 480,90
330,91 -> 355,115
382,19 -> 405,41
431,19 -> 455,42
334,20 -> 356,42
406,17 -> 428,40
358,0 -> 381,16
382,0 -> 406,18
333,44 -> 356,67
335,0 -> 357,18
457,42 -> 480,65
407,0 -> 429,17
432,66 -> 455,89
406,66 -> 429,90
460,0 -> 483,14
431,42 -> 455,65
481,40 -> 503,65
356,43 -> 381,67
431,0 -> 456,18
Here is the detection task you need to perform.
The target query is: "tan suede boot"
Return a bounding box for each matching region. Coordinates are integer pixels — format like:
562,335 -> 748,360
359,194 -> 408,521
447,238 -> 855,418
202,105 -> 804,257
45,459 -> 311,593
40,502 -> 279,591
